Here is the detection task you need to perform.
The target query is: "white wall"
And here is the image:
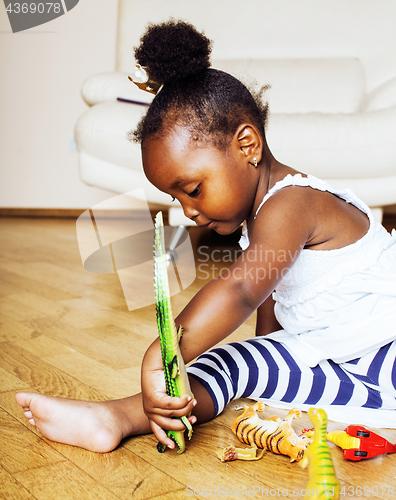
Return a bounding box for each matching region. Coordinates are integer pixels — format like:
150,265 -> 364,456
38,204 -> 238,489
118,0 -> 396,93
0,0 -> 119,208
1,0 -> 396,210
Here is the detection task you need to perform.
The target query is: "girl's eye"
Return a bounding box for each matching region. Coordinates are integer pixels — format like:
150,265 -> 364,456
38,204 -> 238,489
188,184 -> 201,197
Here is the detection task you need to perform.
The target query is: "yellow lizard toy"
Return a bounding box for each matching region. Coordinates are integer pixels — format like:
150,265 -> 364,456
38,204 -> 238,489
300,408 -> 340,500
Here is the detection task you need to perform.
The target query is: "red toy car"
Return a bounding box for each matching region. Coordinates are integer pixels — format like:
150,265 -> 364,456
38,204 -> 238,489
340,425 -> 396,461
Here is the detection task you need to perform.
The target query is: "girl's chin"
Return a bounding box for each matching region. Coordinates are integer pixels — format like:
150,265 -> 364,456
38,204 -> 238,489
211,222 -> 240,236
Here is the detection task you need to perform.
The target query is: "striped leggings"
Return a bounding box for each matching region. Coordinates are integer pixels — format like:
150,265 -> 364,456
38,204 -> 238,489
187,337 -> 396,426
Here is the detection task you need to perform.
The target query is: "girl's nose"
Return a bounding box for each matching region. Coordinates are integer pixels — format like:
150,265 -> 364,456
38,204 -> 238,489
182,202 -> 199,220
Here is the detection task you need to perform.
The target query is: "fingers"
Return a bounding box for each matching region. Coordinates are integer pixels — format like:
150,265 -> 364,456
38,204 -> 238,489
150,420 -> 175,449
149,415 -> 197,449
145,393 -> 197,418
147,411 -> 197,432
145,394 -> 198,449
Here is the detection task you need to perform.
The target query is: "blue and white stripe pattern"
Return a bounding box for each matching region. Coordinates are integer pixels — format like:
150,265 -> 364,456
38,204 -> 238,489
187,337 -> 396,426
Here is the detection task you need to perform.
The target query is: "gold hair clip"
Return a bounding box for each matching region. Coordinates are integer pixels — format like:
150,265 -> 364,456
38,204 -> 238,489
128,64 -> 162,95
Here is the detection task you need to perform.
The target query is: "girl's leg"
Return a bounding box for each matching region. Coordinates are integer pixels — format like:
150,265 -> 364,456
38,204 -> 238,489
15,376 -> 215,453
187,337 -> 396,421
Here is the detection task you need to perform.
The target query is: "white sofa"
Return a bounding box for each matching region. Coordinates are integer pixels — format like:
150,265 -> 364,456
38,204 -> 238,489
75,0 -> 396,225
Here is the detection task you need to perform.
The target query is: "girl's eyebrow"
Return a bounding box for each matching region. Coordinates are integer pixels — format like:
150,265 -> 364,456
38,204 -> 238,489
170,178 -> 183,189
170,176 -> 192,189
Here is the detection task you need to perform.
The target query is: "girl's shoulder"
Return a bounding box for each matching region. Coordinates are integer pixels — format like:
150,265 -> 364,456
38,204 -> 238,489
255,171 -> 369,218
243,172 -> 372,252
240,172 -> 316,253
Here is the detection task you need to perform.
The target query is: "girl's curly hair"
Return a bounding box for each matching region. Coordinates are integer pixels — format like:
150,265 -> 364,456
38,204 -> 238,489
131,19 -> 269,150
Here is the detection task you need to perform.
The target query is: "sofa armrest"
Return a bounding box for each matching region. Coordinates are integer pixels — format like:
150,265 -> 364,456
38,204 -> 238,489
361,77 -> 396,112
81,71 -> 154,106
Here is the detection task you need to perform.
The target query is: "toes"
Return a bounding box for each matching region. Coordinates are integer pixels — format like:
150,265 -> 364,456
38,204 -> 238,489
28,418 -> 36,426
24,410 -> 33,419
15,392 -> 35,408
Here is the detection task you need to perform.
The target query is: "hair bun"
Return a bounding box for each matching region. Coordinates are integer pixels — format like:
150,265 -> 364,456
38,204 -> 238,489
134,19 -> 212,85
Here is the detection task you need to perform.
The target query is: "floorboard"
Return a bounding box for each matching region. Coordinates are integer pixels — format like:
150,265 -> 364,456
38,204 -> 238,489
0,215 -> 395,499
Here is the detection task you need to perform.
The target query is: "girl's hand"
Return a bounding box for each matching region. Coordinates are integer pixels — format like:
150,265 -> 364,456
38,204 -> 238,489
141,340 -> 197,449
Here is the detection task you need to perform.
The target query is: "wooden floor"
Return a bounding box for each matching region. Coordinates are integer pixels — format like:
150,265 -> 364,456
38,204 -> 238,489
0,215 -> 396,500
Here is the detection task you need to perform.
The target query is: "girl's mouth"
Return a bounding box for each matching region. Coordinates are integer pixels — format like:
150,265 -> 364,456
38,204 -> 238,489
197,220 -> 215,229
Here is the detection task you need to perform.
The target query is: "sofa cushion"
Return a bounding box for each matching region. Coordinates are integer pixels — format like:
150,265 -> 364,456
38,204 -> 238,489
214,58 -> 365,114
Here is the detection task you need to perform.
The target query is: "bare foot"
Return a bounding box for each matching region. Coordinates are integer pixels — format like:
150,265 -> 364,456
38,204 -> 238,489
15,392 -> 150,453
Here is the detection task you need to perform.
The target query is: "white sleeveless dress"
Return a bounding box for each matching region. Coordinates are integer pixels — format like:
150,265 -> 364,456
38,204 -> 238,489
239,173 -> 396,367
188,174 -> 396,427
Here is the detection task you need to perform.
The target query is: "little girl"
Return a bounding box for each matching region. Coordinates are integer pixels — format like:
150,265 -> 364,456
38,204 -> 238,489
16,20 -> 396,453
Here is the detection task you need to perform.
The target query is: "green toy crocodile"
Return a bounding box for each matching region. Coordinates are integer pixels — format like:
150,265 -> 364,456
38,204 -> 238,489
153,212 -> 194,453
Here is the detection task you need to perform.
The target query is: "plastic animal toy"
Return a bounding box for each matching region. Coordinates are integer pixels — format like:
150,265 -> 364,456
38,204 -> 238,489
327,425 -> 396,461
153,212 -> 193,454
216,443 -> 265,462
300,408 -> 340,500
231,402 -> 312,462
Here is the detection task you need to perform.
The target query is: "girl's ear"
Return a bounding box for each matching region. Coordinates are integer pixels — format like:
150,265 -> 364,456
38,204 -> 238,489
235,124 -> 263,166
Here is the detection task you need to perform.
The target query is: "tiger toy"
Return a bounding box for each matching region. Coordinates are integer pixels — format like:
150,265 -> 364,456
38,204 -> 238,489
230,402 -> 312,462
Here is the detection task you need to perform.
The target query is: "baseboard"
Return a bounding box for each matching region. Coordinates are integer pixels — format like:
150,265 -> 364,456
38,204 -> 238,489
0,207 -> 169,224
0,207 -> 86,218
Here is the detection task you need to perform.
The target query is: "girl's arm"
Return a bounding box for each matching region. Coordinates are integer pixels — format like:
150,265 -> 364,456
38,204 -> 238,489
174,186 -> 314,361
142,186 -> 314,443
256,294 -> 282,336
